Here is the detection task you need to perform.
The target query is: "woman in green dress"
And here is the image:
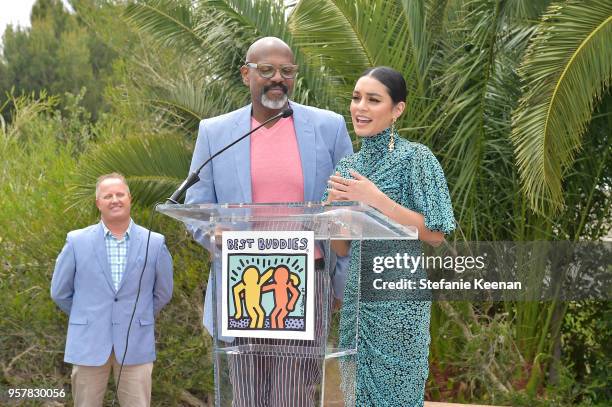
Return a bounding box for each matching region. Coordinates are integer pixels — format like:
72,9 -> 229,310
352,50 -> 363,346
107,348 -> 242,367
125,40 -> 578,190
324,67 -> 455,406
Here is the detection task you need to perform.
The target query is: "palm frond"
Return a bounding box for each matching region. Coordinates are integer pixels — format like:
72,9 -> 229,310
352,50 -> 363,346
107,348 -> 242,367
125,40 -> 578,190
190,0 -> 289,82
558,97 -> 611,240
123,0 -> 255,87
503,0 -> 553,21
124,0 -> 203,55
401,0 -> 430,84
195,0 -> 338,108
144,74 -> 249,133
199,0 -> 288,39
71,134 -> 192,208
124,0 -> 335,114
424,0 -> 450,47
289,0 -> 418,110
428,0 -> 524,239
511,0 -> 612,213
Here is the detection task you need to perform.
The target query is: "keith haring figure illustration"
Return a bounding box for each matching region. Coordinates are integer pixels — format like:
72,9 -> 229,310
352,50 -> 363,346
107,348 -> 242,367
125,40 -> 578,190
232,266 -> 274,328
262,266 -> 301,329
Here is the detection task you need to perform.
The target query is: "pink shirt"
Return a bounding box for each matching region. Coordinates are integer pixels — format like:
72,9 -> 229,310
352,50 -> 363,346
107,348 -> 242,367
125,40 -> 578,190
250,116 -> 304,203
250,115 -> 323,259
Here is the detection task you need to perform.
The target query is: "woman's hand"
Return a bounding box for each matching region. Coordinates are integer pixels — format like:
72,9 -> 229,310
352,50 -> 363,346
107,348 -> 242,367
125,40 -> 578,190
327,170 -> 384,208
323,172 -> 344,204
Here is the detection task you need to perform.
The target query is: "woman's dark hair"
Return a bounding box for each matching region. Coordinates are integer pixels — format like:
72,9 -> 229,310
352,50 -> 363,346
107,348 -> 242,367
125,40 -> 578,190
360,66 -> 407,104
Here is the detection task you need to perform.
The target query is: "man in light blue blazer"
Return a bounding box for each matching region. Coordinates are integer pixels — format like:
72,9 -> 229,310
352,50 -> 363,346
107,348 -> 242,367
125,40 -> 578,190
51,173 -> 173,407
185,37 -> 352,406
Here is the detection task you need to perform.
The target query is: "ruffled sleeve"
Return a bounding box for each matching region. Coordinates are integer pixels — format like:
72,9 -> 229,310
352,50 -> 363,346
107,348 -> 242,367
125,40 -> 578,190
404,144 -> 456,234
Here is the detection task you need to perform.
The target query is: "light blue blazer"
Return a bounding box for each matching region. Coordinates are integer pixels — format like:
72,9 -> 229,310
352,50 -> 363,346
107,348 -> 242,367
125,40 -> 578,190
185,101 -> 353,336
51,222 -> 173,366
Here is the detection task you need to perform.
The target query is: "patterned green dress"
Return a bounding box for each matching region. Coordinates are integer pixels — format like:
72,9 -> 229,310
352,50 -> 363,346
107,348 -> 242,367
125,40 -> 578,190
328,128 -> 455,406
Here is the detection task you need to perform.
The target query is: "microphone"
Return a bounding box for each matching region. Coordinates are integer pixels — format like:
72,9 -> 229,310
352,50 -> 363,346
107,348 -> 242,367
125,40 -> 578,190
167,107 -> 293,203
280,107 -> 293,118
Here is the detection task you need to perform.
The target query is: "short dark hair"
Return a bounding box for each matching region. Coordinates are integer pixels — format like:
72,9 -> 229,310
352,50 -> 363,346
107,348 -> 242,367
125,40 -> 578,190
360,66 -> 407,104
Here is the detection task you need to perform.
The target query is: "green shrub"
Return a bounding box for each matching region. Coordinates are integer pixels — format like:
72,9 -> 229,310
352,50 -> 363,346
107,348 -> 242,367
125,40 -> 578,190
1,96 -> 214,405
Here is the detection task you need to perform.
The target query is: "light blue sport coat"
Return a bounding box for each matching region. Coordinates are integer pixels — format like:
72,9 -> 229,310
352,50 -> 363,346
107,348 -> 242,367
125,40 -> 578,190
51,222 -> 173,366
185,101 -> 353,336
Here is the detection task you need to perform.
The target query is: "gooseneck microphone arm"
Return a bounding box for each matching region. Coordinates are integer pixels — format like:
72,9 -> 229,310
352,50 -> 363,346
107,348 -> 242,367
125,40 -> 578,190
166,107 -> 293,203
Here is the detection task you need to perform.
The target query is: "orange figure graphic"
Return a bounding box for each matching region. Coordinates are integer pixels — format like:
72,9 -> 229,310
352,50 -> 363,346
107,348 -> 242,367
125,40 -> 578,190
233,266 -> 274,328
262,266 -> 301,329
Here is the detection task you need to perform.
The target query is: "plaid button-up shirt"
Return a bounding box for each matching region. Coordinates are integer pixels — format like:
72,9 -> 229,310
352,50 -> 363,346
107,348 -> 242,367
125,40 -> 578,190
102,220 -> 133,290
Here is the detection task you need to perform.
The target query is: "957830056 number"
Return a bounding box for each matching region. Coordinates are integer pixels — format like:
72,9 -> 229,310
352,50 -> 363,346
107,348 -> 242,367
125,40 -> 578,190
6,388 -> 66,399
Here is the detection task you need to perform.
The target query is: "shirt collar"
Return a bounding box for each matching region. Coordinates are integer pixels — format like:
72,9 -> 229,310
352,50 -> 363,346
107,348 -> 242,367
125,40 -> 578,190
101,219 -> 133,239
250,101 -> 293,127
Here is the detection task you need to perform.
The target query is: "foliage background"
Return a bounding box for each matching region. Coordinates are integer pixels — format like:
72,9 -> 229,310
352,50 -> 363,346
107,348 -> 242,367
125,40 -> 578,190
1,0 -> 610,405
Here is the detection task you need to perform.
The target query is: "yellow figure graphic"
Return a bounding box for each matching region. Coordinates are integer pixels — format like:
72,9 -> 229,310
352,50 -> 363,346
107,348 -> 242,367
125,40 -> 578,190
232,266 -> 274,328
289,273 -> 300,287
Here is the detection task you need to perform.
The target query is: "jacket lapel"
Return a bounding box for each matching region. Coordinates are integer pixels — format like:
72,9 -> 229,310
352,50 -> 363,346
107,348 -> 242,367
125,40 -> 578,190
292,103 -> 317,201
118,223 -> 143,292
232,105 -> 253,203
93,222 -> 116,293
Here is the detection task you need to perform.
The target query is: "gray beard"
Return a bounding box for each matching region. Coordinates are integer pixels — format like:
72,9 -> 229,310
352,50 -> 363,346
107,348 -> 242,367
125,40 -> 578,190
261,93 -> 288,110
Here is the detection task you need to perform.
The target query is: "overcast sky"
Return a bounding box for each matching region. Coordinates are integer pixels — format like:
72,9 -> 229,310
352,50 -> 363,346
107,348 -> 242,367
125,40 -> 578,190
0,1 -> 297,41
0,0 -> 72,39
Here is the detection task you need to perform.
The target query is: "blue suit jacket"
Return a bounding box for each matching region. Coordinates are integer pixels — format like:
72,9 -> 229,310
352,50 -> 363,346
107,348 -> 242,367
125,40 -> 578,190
185,101 -> 353,336
51,222 -> 173,366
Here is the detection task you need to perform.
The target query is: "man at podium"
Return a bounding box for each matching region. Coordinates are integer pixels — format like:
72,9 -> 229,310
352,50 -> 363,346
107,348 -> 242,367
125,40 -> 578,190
185,37 -> 352,406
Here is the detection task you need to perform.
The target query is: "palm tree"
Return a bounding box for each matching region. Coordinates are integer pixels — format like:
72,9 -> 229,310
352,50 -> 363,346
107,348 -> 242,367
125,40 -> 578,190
72,0 -> 611,402
511,1 -> 612,214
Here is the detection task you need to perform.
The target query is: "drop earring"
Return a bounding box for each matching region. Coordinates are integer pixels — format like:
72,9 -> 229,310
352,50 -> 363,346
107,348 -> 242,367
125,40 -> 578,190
389,118 -> 397,152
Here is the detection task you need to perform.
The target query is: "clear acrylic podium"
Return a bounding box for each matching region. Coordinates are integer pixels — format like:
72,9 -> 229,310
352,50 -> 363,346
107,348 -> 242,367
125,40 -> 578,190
158,202 -> 417,406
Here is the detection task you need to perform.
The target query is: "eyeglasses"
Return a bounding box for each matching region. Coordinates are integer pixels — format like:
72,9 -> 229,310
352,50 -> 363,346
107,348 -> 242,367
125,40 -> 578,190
244,62 -> 299,79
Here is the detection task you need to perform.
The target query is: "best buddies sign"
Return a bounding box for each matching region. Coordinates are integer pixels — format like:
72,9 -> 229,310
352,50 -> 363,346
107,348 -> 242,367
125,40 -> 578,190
221,231 -> 315,340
